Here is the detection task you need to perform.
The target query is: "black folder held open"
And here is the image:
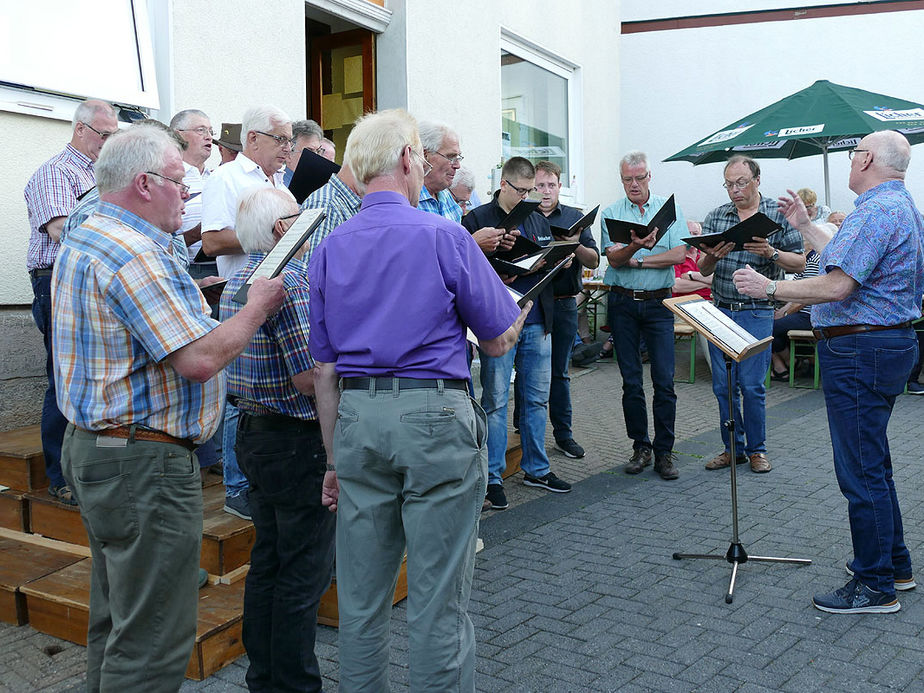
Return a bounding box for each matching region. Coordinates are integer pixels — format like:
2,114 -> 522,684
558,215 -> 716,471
288,149 -> 341,205
604,195 -> 676,246
682,213 -> 782,252
550,205 -> 600,239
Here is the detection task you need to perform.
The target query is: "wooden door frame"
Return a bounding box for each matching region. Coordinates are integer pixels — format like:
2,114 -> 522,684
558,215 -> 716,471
309,29 -> 376,126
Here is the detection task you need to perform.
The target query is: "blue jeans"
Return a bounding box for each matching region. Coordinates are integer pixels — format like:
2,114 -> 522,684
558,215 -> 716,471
30,272 -> 68,488
708,307 -> 773,456
222,401 -> 248,497
820,329 -> 917,594
550,297 -> 579,442
607,292 -> 676,455
480,323 -> 552,485
236,416 -> 335,692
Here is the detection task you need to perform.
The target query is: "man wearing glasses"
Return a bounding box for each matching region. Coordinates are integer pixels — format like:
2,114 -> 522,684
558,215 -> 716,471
463,157 -> 572,511
697,155 -> 804,474
418,121 -> 466,223
283,119 -> 325,187
601,151 -> 687,481
24,98 -> 118,507
201,104 -> 293,521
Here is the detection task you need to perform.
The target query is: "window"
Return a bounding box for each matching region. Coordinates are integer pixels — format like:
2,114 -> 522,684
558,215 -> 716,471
500,31 -> 581,195
0,0 -> 160,121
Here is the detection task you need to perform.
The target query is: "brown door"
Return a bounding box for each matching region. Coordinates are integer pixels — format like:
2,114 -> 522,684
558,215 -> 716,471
309,29 -> 376,165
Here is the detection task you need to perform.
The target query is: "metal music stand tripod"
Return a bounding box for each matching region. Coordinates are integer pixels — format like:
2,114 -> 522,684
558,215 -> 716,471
665,297 -> 811,603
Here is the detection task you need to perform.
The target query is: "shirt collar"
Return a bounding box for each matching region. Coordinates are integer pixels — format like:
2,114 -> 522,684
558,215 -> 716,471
65,143 -> 94,170
95,201 -> 173,251
330,174 -> 362,207
360,190 -> 412,210
419,185 -> 437,203
855,180 -> 904,207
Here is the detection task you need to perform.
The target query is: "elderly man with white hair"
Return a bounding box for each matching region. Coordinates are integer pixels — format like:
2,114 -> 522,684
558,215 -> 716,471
201,104 -> 293,520
52,124 -> 284,691
219,187 -> 334,692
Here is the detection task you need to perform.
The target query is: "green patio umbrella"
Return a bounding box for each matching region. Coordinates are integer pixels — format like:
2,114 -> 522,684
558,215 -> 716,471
665,80 -> 924,205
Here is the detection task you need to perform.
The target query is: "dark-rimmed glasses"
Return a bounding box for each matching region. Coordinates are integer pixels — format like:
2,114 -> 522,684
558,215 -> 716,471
504,179 -> 537,197
83,122 -> 118,140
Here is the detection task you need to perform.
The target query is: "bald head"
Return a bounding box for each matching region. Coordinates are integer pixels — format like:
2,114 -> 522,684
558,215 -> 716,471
849,130 -> 910,194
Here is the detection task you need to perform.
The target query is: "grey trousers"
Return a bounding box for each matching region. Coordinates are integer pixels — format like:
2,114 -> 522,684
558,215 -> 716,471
60,424 -> 202,693
334,383 -> 487,692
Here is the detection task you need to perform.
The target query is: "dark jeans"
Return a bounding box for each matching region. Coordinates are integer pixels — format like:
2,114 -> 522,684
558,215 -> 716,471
908,325 -> 924,384
607,291 -> 676,455
771,311 -> 812,353
30,272 -> 68,488
819,329 -> 917,594
236,415 -> 335,693
550,297 -> 579,442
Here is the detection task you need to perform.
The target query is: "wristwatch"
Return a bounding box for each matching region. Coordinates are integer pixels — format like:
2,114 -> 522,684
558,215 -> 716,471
769,248 -> 780,262
766,280 -> 778,298
636,257 -> 644,269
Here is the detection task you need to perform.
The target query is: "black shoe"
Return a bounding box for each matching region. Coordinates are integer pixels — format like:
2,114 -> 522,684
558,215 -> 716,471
624,447 -> 652,474
654,452 -> 679,480
523,472 -> 572,493
223,490 -> 252,521
484,483 -> 508,510
555,438 -> 585,459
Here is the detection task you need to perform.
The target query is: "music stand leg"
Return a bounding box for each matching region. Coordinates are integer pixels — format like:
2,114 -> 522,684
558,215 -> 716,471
672,355 -> 811,603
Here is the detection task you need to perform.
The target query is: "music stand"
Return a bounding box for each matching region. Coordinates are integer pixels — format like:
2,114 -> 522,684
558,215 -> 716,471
663,296 -> 811,603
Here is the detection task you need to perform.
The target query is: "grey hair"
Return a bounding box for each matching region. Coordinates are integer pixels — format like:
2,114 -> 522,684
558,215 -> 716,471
418,121 -> 457,153
451,166 -> 476,192
871,130 -> 911,173
95,124 -> 181,194
235,186 -> 299,254
72,99 -> 116,129
321,137 -> 335,150
292,119 -> 323,142
169,109 -> 210,131
242,105 -> 292,143
619,150 -> 649,172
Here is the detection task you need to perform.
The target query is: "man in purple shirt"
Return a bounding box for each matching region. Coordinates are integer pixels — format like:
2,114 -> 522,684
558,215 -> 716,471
310,109 -> 527,692
734,130 -> 924,614
23,98 -> 118,505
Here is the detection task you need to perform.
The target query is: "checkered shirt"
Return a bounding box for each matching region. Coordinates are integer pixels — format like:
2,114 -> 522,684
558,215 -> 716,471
418,185 -> 463,224
300,173 -> 362,263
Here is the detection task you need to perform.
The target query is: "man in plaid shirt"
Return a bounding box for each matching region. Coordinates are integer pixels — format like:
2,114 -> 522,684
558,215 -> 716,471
23,98 -> 118,505
698,155 -> 804,474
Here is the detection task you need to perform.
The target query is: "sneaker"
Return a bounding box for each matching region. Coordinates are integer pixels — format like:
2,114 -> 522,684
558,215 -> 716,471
704,450 -> 748,470
624,447 -> 652,474
198,568 -> 209,589
48,485 -> 78,507
556,438 -> 585,459
223,490 -> 252,521
523,472 -> 572,493
907,382 -> 924,395
654,452 -> 679,480
484,484 -> 508,510
812,578 -> 900,614
846,561 -> 916,591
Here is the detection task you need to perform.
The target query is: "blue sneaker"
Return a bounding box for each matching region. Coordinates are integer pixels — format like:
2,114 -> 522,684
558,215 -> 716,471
813,578 -> 900,614
845,560 -> 916,591
223,490 -> 252,521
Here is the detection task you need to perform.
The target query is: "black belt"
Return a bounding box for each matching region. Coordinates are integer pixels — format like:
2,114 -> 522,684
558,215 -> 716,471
715,300 -> 773,311
29,268 -> 53,278
610,285 -> 671,301
813,321 -> 912,340
342,377 -> 467,392
239,410 -> 319,433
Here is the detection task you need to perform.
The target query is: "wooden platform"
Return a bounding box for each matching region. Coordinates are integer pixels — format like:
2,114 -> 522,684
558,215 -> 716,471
503,433 -> 522,479
26,492 -> 87,546
0,424 -> 47,492
0,536 -> 83,625
0,488 -> 29,532
200,483 -> 255,576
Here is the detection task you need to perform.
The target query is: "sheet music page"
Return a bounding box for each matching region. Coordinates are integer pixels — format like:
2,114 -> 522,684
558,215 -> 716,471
247,208 -> 325,282
679,300 -> 759,355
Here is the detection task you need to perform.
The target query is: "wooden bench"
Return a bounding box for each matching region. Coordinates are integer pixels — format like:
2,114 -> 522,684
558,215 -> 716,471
674,322 -> 696,383
787,330 -> 820,389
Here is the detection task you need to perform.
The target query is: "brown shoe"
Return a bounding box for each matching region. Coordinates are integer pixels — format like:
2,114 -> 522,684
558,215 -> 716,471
704,451 -> 747,470
749,452 -> 772,473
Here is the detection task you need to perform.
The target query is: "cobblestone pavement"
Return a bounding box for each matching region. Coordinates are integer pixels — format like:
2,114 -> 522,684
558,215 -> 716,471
5,348 -> 924,692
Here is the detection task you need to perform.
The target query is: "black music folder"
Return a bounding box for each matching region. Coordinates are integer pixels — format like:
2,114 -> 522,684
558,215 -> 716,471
506,257 -> 572,308
490,241 -> 579,276
498,199 -> 541,231
551,205 -> 600,239
288,149 -> 341,204
683,213 -> 781,252
604,195 -> 676,245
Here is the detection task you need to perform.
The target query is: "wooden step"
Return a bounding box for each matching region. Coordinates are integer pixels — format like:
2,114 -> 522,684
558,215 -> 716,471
25,492 -> 87,546
0,488 -> 29,532
19,558 -> 247,681
200,483 -> 255,576
318,555 -> 408,628
0,425 -> 48,492
0,536 -> 84,625
503,432 -> 522,480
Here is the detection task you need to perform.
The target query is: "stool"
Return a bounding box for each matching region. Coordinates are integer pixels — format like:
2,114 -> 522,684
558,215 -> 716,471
787,330 -> 820,389
674,322 -> 696,383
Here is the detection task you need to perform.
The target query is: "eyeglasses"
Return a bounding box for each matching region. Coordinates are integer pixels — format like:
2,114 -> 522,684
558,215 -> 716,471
429,150 -> 464,165
722,177 -> 754,190
621,174 -> 650,185
83,122 -> 118,140
504,179 -> 537,197
145,171 -> 190,195
177,126 -> 215,137
411,148 -> 433,176
848,148 -> 870,160
449,190 -> 471,208
256,131 -> 295,148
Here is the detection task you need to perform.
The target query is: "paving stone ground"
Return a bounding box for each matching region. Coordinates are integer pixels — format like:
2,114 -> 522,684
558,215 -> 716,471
5,346 -> 924,692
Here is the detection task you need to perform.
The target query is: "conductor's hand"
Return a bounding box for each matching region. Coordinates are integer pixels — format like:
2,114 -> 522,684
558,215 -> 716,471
321,470 -> 339,513
732,264 -> 770,299
473,226 -> 504,253
498,229 -> 520,252
702,240 -> 736,260
247,276 -> 286,318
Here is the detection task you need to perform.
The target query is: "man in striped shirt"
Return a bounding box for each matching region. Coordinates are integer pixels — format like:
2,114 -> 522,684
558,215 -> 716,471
53,124 -> 284,691
24,98 -> 118,505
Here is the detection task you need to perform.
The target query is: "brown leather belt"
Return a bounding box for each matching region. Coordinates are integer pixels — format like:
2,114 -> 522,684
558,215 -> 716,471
77,425 -> 196,451
812,321 -> 912,340
610,285 -> 671,301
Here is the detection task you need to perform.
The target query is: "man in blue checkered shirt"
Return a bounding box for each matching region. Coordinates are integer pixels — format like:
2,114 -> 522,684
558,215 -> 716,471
697,155 -> 804,474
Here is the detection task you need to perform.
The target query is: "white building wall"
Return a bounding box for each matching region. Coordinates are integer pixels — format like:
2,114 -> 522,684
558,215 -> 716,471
619,8 -> 924,222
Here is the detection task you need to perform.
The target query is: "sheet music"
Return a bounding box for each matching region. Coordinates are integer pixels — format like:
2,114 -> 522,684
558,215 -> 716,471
678,300 -> 760,355
247,208 -> 325,282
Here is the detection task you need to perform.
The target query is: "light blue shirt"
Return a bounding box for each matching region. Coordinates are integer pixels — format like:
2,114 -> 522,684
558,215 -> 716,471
418,186 -> 463,224
600,193 -> 686,290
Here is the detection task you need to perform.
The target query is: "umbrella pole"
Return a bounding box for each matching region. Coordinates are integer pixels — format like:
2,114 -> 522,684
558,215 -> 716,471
823,145 -> 831,208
